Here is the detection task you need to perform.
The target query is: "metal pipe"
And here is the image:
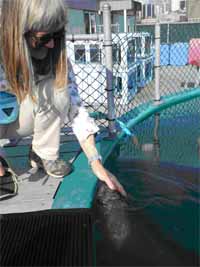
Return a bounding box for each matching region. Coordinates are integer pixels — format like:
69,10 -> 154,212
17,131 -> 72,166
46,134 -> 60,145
66,34 -> 103,41
154,22 -> 161,103
103,3 -> 116,136
124,9 -> 128,32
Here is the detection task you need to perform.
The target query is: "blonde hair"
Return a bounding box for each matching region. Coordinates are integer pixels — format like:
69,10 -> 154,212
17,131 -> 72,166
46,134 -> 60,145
0,0 -> 68,102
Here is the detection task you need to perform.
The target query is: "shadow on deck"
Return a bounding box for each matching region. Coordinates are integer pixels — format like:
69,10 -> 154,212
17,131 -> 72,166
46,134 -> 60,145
0,133 -> 80,214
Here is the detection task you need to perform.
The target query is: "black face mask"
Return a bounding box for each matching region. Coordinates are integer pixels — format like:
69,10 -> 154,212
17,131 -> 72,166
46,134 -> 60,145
31,51 -> 53,77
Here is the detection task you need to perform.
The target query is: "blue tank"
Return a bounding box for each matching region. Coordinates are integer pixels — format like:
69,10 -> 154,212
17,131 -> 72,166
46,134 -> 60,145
0,91 -> 19,124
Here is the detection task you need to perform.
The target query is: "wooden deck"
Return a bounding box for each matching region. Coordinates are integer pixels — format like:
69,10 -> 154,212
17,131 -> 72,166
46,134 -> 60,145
0,133 -> 80,214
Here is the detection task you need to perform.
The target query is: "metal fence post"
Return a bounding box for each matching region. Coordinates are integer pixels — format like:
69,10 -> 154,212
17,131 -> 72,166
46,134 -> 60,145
103,3 -> 116,136
154,22 -> 161,103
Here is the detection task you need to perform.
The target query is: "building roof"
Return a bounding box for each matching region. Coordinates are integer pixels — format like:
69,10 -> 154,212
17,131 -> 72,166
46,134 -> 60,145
64,0 -> 98,11
64,0 -> 141,12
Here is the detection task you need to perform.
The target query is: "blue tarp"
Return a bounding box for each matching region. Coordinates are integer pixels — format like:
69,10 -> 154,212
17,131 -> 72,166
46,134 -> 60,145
158,43 -> 189,66
160,44 -> 170,66
170,43 -> 189,66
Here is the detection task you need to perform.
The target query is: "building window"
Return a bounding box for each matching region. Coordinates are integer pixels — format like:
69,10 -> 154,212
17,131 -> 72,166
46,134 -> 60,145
147,4 -> 151,17
113,76 -> 122,96
136,37 -> 142,57
142,5 -> 145,19
113,44 -> 121,64
127,16 -> 133,32
128,74 -> 136,90
145,36 -> 151,56
137,65 -> 141,82
180,0 -> 186,10
127,40 -> 136,65
84,12 -> 97,34
90,44 -> 101,63
145,61 -> 151,79
74,45 -> 86,64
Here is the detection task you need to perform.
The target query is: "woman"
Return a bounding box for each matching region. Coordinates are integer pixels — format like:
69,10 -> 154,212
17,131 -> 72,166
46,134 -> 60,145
0,0 -> 126,196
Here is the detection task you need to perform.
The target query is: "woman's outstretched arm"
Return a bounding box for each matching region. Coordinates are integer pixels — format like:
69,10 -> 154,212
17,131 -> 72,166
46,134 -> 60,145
80,134 -> 127,197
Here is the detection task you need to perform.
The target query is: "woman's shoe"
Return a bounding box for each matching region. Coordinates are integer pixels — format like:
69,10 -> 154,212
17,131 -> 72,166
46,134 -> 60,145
0,156 -> 18,201
29,148 -> 73,178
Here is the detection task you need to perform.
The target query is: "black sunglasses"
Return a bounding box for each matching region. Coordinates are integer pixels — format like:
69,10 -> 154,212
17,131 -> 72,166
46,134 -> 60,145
27,28 -> 65,48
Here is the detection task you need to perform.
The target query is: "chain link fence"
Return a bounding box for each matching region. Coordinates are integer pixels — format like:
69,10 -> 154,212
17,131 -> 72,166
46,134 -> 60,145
136,21 -> 200,94
65,32 -> 154,130
0,20 -> 199,137
66,37 -> 108,130
65,21 -> 200,134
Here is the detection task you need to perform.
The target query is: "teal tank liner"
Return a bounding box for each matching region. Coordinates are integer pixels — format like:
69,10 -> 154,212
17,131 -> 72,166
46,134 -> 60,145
52,88 -> 200,209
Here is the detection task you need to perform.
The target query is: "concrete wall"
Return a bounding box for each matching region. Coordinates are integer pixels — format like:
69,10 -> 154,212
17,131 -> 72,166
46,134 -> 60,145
187,0 -> 200,19
67,9 -> 85,34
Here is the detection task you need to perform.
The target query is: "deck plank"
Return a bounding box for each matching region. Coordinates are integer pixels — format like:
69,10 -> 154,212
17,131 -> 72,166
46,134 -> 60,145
0,169 -> 62,214
0,135 -> 80,214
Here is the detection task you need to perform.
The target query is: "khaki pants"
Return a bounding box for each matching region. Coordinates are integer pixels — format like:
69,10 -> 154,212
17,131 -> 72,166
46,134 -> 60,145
0,79 -> 70,161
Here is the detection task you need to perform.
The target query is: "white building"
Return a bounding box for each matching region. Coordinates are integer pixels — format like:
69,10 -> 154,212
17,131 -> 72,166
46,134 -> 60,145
187,0 -> 200,20
140,0 -> 172,20
139,0 -> 188,22
171,0 -> 180,11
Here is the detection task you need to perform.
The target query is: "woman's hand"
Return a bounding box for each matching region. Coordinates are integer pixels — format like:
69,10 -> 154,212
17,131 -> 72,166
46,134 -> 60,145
90,160 -> 127,197
79,134 -> 127,197
0,164 -> 5,176
0,159 -> 5,176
